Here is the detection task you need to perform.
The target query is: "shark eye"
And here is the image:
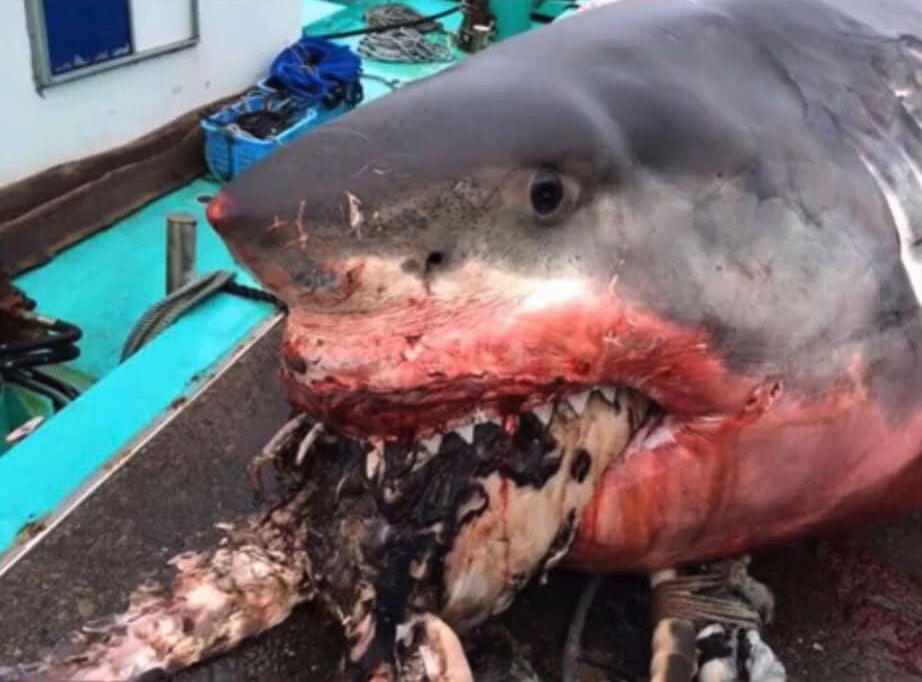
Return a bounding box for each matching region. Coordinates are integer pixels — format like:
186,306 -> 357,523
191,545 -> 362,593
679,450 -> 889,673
530,167 -> 565,219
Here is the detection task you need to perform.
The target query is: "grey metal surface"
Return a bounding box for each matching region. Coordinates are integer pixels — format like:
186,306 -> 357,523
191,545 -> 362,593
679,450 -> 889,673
0,324 -> 291,665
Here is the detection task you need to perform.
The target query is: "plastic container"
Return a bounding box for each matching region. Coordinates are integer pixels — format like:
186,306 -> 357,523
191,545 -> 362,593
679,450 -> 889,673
201,91 -> 346,182
255,76 -> 282,94
203,35 -> 363,182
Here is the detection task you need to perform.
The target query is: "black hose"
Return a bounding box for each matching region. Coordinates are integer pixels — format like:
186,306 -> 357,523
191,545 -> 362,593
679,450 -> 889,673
314,6 -> 461,40
0,315 -> 82,355
221,279 -> 288,312
0,344 -> 80,371
4,370 -> 71,410
360,73 -> 401,90
20,367 -> 81,399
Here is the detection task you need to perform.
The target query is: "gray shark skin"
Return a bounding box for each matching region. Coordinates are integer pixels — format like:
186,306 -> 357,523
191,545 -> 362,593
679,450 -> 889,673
208,0 -> 922,570
7,2 -> 915,681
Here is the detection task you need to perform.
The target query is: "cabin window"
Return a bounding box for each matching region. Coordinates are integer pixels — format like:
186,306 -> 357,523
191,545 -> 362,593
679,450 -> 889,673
24,0 -> 200,91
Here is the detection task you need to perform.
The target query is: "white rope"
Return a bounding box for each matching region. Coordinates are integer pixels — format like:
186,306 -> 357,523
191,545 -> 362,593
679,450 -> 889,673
358,27 -> 454,63
358,2 -> 454,63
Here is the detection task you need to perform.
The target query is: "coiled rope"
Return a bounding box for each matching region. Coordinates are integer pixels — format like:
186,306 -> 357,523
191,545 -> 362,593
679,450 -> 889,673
364,2 -> 443,31
120,272 -> 286,362
357,3 -> 455,63
358,28 -> 454,62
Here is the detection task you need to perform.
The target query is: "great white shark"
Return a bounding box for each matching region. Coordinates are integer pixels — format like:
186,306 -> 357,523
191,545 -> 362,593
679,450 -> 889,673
3,0 -> 920,679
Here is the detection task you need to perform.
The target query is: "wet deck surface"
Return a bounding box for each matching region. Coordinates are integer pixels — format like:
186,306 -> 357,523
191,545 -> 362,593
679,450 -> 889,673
1,324 -> 920,681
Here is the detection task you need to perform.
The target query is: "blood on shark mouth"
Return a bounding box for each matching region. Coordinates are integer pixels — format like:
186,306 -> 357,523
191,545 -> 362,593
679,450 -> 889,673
365,383 -> 660,461
0,386 -> 658,682
296,382 -> 662,679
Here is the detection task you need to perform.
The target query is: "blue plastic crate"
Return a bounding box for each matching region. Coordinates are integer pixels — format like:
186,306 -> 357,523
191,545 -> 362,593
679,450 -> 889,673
255,76 -> 282,94
201,91 -> 346,183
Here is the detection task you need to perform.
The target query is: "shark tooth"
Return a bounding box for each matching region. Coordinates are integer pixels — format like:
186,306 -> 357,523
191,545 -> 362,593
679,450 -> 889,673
599,386 -> 617,403
365,442 -> 384,481
455,423 -> 475,444
421,434 -> 443,454
568,390 -> 591,414
532,404 -> 553,426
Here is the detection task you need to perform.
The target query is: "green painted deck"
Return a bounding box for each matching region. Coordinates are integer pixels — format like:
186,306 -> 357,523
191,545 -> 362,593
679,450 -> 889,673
0,0 -> 477,559
13,180 -> 245,381
0,0 -> 570,559
0,178 -> 274,551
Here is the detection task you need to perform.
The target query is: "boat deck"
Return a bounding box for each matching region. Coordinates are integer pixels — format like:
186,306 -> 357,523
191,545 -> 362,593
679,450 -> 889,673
1,322 -> 918,680
0,0 -> 480,562
0,179 -> 273,556
2,2 -> 920,680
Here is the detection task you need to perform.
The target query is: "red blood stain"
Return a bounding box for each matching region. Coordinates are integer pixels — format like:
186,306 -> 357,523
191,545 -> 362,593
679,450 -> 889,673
819,539 -> 922,676
567,388 -> 922,574
273,272 -> 922,573
280,292 -> 755,440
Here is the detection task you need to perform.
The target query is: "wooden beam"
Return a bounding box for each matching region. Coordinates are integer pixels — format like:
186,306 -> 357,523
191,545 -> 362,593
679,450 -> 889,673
0,92 -> 240,276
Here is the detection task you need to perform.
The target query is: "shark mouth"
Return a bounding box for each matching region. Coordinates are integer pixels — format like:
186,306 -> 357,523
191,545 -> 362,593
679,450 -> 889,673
402,385 -> 656,453
0,385 -> 659,682
301,382 -> 662,678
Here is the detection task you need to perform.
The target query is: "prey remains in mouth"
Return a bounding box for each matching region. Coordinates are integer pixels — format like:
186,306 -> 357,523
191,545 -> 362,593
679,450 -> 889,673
314,383 -> 659,679
0,386 -> 656,682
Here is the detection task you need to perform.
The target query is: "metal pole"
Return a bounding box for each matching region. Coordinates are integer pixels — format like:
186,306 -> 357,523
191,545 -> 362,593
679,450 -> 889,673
166,212 -> 197,294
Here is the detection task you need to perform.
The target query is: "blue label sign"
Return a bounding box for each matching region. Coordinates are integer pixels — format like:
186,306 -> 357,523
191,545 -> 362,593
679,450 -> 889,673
42,0 -> 134,75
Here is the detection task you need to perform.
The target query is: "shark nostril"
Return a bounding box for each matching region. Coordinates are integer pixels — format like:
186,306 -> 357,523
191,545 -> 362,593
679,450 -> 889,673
403,252 -> 448,282
425,251 -> 445,272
